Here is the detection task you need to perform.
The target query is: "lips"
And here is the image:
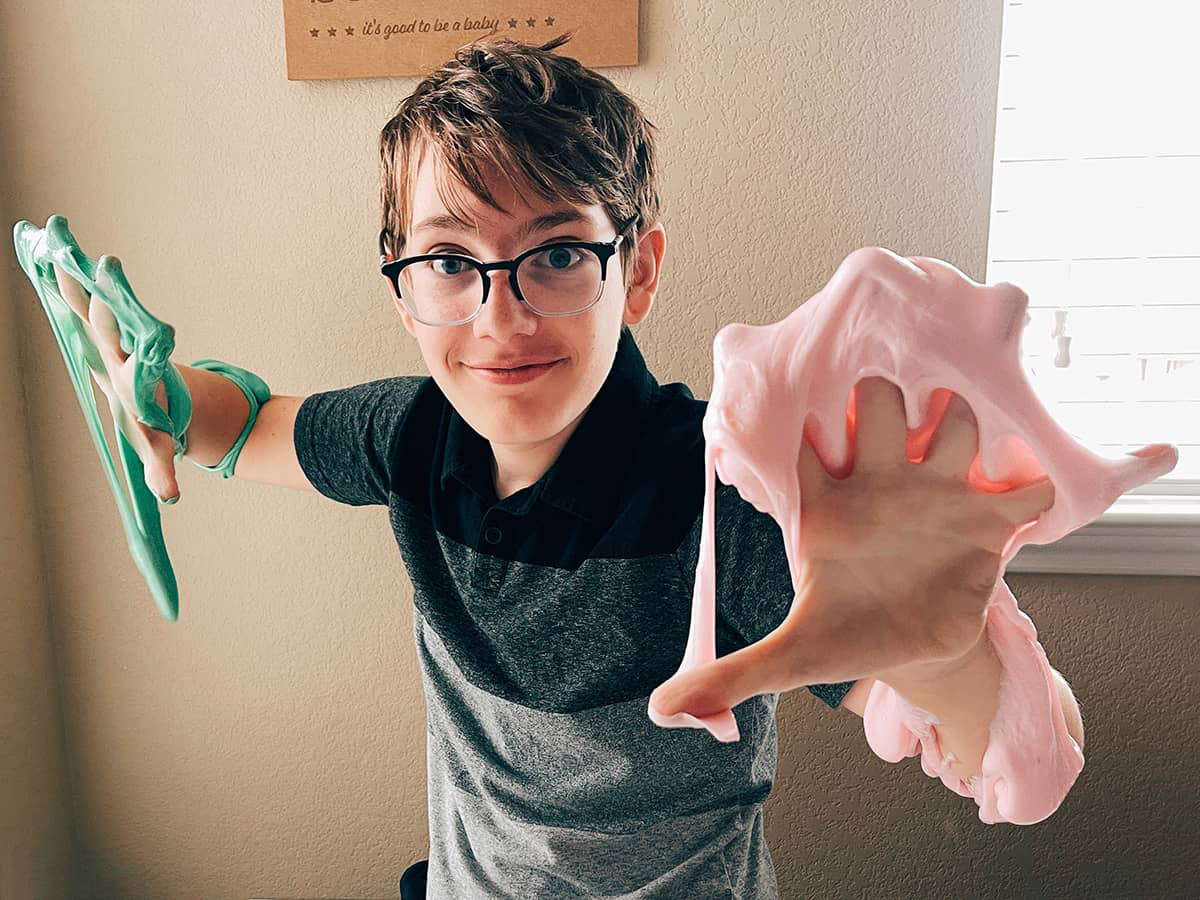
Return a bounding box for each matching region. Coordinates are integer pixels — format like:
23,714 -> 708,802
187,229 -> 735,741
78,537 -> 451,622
463,357 -> 564,385
465,357 -> 563,370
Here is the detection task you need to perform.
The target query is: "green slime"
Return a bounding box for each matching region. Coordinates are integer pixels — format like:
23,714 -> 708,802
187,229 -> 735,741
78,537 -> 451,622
14,214 -> 196,621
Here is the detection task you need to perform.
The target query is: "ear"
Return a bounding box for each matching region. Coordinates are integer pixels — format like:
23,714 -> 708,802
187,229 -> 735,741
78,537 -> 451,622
388,281 -> 418,337
623,221 -> 666,327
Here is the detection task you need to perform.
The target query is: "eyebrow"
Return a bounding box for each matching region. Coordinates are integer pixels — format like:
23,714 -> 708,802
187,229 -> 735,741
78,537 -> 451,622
411,208 -> 590,244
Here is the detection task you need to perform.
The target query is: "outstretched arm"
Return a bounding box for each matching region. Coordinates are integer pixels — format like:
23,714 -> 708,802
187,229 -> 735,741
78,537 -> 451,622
176,364 -> 313,492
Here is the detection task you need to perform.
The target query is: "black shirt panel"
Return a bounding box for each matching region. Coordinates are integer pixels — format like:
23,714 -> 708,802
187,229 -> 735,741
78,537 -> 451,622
294,328 -> 854,712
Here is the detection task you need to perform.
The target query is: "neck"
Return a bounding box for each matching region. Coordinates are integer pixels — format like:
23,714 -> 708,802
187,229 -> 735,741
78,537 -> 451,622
489,410 -> 587,500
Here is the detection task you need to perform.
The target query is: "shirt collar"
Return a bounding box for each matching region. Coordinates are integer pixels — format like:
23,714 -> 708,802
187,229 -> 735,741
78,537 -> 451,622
440,327 -> 659,519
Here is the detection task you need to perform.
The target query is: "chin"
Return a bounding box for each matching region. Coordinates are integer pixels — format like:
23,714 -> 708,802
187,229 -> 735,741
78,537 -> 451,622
472,406 -> 574,446
448,372 -> 581,442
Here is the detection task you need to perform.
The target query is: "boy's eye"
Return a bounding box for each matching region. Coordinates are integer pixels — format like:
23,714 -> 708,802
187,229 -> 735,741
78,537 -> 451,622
531,246 -> 582,270
430,257 -> 469,276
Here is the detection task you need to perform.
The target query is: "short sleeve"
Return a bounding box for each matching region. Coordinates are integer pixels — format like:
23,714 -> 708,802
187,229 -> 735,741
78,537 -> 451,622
675,480 -> 856,710
293,376 -> 425,506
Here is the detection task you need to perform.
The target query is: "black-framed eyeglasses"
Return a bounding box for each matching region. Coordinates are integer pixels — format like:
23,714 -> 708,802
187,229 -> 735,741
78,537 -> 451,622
379,215 -> 639,327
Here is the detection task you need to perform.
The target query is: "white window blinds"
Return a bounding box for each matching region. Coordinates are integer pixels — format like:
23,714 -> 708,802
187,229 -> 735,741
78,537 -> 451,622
985,1 -> 1200,490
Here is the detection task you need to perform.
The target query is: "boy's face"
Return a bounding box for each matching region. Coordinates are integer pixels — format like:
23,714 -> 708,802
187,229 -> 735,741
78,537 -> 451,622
390,150 -> 665,452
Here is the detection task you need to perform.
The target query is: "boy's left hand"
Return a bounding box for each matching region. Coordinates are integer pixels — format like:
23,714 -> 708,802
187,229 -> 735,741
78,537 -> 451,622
650,377 -> 1056,719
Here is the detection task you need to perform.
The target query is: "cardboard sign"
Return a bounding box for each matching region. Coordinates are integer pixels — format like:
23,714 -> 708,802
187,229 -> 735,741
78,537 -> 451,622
282,1 -> 639,81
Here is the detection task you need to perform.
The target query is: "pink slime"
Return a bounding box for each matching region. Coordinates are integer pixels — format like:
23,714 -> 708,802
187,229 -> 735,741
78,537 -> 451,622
648,247 -> 1178,824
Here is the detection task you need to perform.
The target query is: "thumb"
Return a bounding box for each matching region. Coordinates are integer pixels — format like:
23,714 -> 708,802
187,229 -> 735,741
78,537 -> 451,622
110,394 -> 180,504
650,633 -> 793,719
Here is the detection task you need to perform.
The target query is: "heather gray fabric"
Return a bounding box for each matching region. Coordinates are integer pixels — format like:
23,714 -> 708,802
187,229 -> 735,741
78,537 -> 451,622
293,329 -> 853,898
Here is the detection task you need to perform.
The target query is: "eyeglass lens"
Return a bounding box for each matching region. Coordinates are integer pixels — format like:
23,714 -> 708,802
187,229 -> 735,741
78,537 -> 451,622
397,245 -> 604,324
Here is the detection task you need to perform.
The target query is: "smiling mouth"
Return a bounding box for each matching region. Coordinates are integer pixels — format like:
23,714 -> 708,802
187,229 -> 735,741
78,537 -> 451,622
466,357 -> 565,371
464,359 -> 564,384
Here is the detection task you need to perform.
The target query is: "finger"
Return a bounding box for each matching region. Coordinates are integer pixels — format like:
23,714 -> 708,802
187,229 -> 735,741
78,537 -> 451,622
52,262 -> 94,324
922,392 -> 979,480
650,631 -> 794,718
796,431 -> 834,495
851,377 -> 908,470
87,292 -> 129,366
990,476 -> 1056,527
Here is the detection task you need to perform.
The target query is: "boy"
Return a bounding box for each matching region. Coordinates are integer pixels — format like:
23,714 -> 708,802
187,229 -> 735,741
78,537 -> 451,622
113,32 -> 1081,899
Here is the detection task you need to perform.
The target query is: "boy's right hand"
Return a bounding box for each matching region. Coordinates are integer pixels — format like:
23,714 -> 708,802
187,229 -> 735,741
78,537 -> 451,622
53,259 -> 181,503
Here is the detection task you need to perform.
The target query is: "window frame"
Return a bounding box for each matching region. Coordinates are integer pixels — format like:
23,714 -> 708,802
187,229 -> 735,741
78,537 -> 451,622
1007,485 -> 1200,576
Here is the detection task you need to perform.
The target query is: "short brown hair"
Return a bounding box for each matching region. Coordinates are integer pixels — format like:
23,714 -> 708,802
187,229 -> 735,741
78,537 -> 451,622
378,32 -> 660,292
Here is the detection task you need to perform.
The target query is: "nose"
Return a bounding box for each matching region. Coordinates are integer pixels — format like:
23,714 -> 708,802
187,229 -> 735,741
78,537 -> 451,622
472,269 -> 538,342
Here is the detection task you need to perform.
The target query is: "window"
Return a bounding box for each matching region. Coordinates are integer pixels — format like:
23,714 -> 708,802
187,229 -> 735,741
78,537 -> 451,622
986,1 -> 1200,575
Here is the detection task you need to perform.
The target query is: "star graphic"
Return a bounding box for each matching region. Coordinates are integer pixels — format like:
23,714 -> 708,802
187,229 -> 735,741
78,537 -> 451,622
508,18 -> 518,28
345,26 -> 354,36
526,17 -> 536,27
310,28 -> 319,38
327,27 -> 336,37
545,16 -> 555,26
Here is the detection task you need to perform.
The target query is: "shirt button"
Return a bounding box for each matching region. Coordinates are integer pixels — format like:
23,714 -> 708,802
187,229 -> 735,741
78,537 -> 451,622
484,526 -> 503,545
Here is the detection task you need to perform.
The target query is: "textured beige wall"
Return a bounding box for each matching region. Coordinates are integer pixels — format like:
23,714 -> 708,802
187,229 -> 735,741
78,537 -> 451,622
1,1 -> 1195,898
0,184 -> 75,894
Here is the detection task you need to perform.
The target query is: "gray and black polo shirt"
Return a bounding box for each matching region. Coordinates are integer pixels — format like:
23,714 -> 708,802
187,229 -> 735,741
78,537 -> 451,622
293,327 -> 854,899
